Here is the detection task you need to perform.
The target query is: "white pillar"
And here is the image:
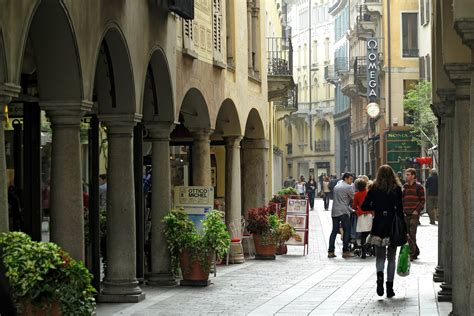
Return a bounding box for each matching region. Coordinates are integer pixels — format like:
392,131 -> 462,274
43,101 -> 91,261
224,135 -> 243,227
99,114 -> 144,302
147,122 -> 176,286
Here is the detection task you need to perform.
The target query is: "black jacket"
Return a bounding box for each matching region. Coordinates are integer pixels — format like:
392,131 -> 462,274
305,180 -> 317,194
425,175 -> 438,196
361,187 -> 404,238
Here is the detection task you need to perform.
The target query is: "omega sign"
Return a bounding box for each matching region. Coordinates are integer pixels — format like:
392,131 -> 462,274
366,39 -> 379,102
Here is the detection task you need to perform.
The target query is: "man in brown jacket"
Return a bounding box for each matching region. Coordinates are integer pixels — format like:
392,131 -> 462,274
402,168 -> 425,261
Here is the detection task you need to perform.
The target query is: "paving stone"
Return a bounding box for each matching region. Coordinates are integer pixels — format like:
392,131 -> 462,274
96,199 -> 452,315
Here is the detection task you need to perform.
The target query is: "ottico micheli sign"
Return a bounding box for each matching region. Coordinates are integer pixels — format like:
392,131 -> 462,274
366,38 -> 379,102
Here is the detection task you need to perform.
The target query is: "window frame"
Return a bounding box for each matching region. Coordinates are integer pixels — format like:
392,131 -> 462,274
400,11 -> 419,58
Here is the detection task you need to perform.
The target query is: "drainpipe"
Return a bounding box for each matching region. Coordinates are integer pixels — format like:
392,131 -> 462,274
387,0 -> 392,131
309,0 -> 313,151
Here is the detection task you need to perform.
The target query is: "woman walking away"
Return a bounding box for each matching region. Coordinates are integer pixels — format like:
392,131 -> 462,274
352,179 -> 373,259
322,176 -> 331,211
306,175 -> 317,210
361,165 -> 403,298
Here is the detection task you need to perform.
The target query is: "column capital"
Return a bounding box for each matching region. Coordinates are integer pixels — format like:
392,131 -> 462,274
189,127 -> 213,140
224,135 -> 243,148
42,100 -> 93,126
146,121 -> 175,141
431,102 -> 455,119
241,138 -> 269,150
0,83 -> 21,102
100,113 -> 141,136
454,18 -> 474,49
444,63 -> 472,100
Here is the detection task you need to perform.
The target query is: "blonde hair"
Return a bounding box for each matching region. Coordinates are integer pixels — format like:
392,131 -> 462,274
371,165 -> 402,192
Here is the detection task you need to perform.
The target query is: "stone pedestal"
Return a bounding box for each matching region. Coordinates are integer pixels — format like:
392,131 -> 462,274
98,114 -> 144,303
146,122 -> 177,286
224,136 -> 243,228
43,102 -> 91,261
241,139 -> 269,217
190,128 -> 212,186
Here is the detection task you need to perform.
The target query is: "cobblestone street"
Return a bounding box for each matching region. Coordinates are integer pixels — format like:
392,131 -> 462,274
96,199 -> 452,315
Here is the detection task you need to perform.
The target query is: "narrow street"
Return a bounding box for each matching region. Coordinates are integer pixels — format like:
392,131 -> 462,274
96,199 -> 451,316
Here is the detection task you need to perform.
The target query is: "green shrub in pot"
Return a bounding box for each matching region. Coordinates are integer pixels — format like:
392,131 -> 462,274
0,231 -> 95,315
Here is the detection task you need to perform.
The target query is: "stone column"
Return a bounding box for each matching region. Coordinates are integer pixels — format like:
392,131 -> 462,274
190,128 -> 212,186
241,138 -> 269,217
0,84 -> 21,233
42,101 -> 91,261
444,65 -> 471,313
99,114 -> 144,302
147,122 -> 177,286
431,98 -> 455,292
224,135 -> 243,228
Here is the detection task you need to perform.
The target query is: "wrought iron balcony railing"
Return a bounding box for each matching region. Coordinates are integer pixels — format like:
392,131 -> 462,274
324,64 -> 337,83
275,85 -> 298,110
354,56 -> 367,79
335,57 -> 350,74
267,37 -> 293,76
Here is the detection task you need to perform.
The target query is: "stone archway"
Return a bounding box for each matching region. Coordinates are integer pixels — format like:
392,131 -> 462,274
141,47 -> 177,286
241,108 -> 269,217
215,99 -> 243,227
17,1 -> 88,261
93,26 -> 144,302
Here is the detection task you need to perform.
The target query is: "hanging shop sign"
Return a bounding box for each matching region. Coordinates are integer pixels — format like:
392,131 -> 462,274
174,186 -> 214,230
366,38 -> 379,102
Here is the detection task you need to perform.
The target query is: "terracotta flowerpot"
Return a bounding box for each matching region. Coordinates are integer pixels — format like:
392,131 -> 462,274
179,249 -> 211,286
253,234 -> 276,260
23,301 -> 61,316
276,242 -> 288,255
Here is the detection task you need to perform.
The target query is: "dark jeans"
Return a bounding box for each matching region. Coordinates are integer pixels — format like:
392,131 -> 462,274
308,192 -> 315,209
328,214 -> 351,252
405,214 -> 420,258
323,193 -> 330,210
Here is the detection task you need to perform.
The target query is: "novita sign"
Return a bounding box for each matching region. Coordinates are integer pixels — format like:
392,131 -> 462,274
366,39 -> 379,102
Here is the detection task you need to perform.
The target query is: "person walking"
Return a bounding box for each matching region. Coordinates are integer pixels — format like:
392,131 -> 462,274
425,168 -> 438,225
403,168 -> 425,261
322,176 -> 331,211
328,173 -> 354,259
361,165 -> 403,298
306,175 -> 317,210
295,176 -> 306,197
352,179 -> 373,259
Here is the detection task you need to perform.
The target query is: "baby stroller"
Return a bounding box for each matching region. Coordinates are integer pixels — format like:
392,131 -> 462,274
349,213 -> 375,258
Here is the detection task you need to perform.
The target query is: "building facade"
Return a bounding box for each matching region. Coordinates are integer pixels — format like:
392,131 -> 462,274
0,0 -> 276,303
277,0 -> 335,185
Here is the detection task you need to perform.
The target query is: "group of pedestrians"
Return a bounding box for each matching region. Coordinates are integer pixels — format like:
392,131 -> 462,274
324,165 -> 438,299
283,175 -> 318,210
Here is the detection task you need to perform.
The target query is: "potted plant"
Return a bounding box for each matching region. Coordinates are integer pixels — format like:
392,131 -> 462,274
270,188 -> 298,255
246,206 -> 280,259
163,209 -> 230,286
0,231 -> 96,315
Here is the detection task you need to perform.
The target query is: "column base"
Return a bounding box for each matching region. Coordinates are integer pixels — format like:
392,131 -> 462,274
101,279 -> 143,297
255,254 -> 276,260
180,279 -> 211,287
147,273 -> 178,286
438,282 -> 452,302
433,266 -> 444,282
98,292 -> 146,303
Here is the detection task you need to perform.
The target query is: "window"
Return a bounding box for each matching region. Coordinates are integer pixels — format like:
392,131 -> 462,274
299,9 -> 308,30
425,0 -> 430,24
312,41 -> 317,65
419,0 -> 425,25
213,0 -> 223,63
247,0 -> 260,76
225,0 -> 234,65
426,54 -> 431,81
402,13 -> 418,57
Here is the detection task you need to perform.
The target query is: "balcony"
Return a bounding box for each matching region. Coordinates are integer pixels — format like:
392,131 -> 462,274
324,65 -> 337,84
354,56 -> 368,95
338,57 -> 356,97
335,57 -> 350,74
356,5 -> 378,39
363,0 -> 383,15
314,140 -> 330,152
275,85 -> 298,112
267,37 -> 295,101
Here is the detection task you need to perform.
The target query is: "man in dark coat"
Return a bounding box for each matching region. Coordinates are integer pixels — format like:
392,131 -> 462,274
425,168 -> 438,224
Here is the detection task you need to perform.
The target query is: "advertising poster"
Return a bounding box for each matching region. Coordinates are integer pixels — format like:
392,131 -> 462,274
286,214 -> 306,230
286,231 -> 305,246
286,199 -> 308,213
174,186 -> 214,230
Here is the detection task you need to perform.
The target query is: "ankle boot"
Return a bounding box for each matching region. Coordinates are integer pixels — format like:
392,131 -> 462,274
376,272 -> 384,296
386,281 -> 395,298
